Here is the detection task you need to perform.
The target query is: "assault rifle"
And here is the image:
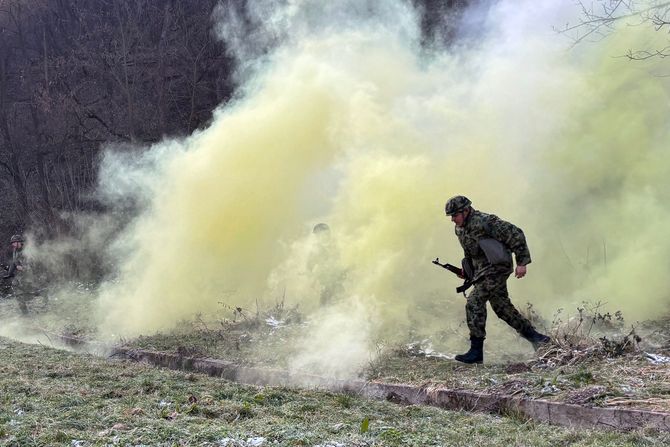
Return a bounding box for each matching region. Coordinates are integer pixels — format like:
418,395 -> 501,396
1,262 -> 17,278
432,258 -> 464,277
432,257 -> 473,295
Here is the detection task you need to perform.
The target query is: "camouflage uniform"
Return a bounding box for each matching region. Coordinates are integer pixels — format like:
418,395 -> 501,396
2,236 -> 37,314
455,209 -> 534,339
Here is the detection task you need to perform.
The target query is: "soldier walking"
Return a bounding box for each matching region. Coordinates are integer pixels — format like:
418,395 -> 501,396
445,196 -> 550,364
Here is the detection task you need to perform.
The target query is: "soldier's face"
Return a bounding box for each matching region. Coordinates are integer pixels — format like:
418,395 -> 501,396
451,210 -> 468,227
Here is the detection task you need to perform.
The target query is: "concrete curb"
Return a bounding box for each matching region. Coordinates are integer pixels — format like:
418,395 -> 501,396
113,346 -> 670,432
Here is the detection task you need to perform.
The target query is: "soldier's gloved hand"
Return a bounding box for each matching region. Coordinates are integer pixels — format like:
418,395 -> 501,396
515,265 -> 527,279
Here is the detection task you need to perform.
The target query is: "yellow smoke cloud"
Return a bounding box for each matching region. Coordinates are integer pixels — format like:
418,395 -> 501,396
97,58 -> 347,335
520,18 -> 670,321
92,0 -> 670,370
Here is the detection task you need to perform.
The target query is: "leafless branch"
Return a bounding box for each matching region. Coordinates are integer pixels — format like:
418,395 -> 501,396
623,45 -> 670,58
560,1 -> 670,58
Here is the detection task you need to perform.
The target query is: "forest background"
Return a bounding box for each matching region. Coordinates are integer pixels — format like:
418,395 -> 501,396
0,0 -> 465,245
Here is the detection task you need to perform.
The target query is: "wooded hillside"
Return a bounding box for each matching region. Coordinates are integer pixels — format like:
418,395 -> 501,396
0,0 -> 469,240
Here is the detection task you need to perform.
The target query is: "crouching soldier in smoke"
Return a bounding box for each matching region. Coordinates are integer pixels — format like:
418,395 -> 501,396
1,234 -> 44,315
311,223 -> 346,305
445,196 -> 550,364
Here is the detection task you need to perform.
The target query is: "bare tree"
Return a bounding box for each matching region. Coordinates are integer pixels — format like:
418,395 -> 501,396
0,0 -> 232,238
559,1 -> 670,59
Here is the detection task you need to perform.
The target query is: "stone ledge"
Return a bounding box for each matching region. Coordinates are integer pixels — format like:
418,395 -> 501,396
112,346 -> 670,432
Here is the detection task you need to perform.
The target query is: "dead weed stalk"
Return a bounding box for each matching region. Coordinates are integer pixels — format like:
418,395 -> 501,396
532,302 -> 641,368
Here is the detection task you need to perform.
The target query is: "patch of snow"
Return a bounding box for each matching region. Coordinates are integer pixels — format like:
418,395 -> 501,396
219,437 -> 267,447
541,384 -> 559,395
265,316 -> 284,329
406,339 -> 451,359
330,422 -> 345,432
645,352 -> 670,364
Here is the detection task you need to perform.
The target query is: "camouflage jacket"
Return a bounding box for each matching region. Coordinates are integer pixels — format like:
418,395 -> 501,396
4,247 -> 24,278
455,209 -> 531,281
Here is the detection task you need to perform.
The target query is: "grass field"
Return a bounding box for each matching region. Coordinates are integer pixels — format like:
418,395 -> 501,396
1,337 -> 670,446
3,289 -> 670,444
121,309 -> 670,413
4,290 -> 670,414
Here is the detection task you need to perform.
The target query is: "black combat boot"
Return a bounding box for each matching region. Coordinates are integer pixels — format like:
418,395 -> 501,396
455,337 -> 484,364
521,328 -> 551,350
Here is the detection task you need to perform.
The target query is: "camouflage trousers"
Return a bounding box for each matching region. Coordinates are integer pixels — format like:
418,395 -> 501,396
465,274 -> 533,339
0,277 -> 42,315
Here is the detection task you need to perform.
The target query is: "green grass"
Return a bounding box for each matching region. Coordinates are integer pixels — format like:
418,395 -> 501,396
4,291 -> 670,414
1,337 -> 668,446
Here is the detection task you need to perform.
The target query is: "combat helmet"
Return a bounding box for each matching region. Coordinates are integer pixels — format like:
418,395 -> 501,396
444,196 -> 472,216
9,234 -> 24,243
312,223 -> 330,234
